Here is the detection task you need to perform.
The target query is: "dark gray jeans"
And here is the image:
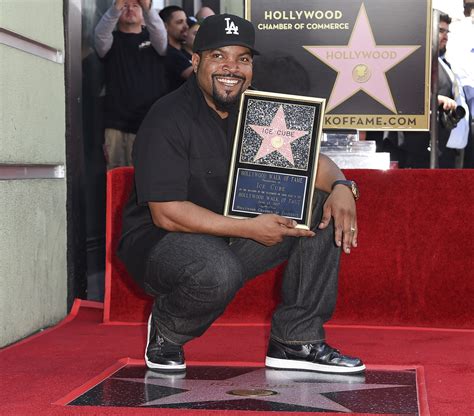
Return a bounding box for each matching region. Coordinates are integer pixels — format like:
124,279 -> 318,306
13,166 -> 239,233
143,190 -> 341,345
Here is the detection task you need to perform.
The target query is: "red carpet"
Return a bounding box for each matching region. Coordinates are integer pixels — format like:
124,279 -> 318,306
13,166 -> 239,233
2,169 -> 473,414
1,300 -> 473,415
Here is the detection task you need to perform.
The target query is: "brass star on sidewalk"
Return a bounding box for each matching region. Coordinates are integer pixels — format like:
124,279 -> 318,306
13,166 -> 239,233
116,368 -> 407,412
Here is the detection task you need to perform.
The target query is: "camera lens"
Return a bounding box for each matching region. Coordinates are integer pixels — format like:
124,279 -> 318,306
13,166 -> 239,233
453,106 -> 466,119
439,105 -> 465,130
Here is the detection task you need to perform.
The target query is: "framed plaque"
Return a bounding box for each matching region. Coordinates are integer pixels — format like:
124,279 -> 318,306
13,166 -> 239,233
224,90 -> 325,229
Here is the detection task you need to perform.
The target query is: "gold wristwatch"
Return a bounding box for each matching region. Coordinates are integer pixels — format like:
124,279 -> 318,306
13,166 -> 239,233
331,180 -> 360,201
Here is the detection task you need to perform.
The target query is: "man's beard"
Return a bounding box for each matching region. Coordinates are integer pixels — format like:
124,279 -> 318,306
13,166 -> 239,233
439,46 -> 446,56
211,74 -> 246,112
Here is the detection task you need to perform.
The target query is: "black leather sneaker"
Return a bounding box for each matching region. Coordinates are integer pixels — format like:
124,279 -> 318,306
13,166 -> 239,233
145,313 -> 186,371
265,338 -> 365,374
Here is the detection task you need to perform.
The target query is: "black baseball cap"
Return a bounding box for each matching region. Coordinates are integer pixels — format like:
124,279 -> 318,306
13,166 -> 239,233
192,14 -> 260,55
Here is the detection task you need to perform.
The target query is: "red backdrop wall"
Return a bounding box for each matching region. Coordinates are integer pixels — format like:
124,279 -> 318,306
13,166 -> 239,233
104,168 -> 474,329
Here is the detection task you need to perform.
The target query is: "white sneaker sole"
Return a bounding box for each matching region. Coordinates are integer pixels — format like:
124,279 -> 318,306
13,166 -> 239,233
145,360 -> 186,370
265,356 -> 366,374
145,314 -> 186,371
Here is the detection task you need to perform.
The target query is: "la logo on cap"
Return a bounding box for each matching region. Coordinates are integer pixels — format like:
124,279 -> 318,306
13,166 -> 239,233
224,17 -> 239,35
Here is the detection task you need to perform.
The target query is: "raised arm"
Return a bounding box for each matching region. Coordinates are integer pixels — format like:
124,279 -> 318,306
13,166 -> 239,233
94,2 -> 123,58
140,0 -> 167,55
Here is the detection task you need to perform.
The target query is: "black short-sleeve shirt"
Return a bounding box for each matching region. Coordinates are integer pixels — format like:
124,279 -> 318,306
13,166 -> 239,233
117,75 -> 237,283
103,29 -> 168,133
164,45 -> 192,92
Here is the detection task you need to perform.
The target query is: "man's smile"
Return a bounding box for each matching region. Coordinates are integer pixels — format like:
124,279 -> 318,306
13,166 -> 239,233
213,75 -> 245,88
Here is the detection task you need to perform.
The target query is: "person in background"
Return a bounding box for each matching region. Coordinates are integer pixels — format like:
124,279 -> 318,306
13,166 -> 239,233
446,0 -> 474,167
385,14 -> 466,168
94,0 -> 168,170
195,6 -> 215,21
159,6 -> 193,91
182,16 -> 200,60
437,13 -> 470,167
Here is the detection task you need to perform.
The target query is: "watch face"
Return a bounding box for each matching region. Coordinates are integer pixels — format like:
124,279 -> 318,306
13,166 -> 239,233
332,180 -> 359,200
351,181 -> 360,200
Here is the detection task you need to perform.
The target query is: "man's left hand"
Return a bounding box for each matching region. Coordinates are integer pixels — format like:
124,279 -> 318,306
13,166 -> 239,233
318,185 -> 357,253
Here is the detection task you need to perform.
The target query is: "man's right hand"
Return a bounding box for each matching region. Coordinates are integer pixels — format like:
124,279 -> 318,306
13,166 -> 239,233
438,95 -> 456,111
246,214 -> 315,246
114,0 -> 126,11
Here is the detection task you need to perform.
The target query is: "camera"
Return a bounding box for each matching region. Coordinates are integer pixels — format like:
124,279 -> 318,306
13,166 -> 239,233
439,105 -> 466,130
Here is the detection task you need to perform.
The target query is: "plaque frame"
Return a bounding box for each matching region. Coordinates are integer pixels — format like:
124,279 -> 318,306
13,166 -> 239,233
224,90 -> 325,230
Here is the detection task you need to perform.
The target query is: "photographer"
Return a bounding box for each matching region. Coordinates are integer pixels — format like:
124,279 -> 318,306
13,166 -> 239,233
446,1 -> 474,167
389,14 -> 469,168
437,13 -> 470,168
